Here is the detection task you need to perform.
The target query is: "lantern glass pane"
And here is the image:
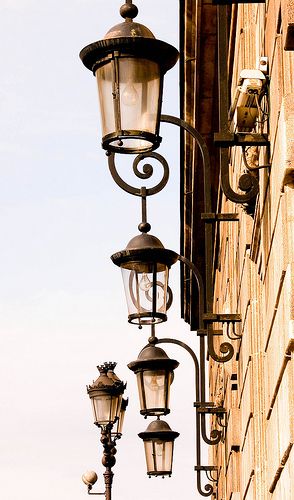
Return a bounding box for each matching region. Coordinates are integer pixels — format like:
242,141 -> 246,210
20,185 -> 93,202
144,439 -> 173,475
121,264 -> 168,325
91,394 -> 122,425
136,370 -> 171,414
119,57 -> 160,132
96,60 -> 115,137
115,403 -> 126,436
96,56 -> 161,151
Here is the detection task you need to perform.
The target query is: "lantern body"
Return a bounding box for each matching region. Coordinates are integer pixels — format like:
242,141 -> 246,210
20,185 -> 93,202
136,369 -> 172,416
80,13 -> 179,154
121,262 -> 169,325
143,439 -> 174,476
96,55 -> 162,153
128,344 -> 179,416
90,392 -> 122,426
111,233 -> 178,326
138,419 -> 179,477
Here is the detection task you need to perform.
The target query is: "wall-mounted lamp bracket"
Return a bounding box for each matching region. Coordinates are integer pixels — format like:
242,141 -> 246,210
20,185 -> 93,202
197,329 -> 223,336
194,403 -> 226,416
195,465 -> 219,487
201,213 -> 239,222
214,132 -> 269,147
203,313 -> 241,323
195,466 -> 218,473
212,0 -> 264,4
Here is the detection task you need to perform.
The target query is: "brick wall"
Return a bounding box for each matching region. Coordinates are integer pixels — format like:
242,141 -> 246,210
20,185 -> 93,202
211,2 -> 294,498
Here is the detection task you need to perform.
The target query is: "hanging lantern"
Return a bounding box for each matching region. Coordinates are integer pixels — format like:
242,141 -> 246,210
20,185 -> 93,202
138,419 -> 179,477
80,1 -> 179,154
87,362 -> 126,427
128,344 -> 179,416
111,233 -> 178,326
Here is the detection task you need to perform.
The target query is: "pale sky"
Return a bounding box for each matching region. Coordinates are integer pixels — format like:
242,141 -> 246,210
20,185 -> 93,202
0,1 -> 205,499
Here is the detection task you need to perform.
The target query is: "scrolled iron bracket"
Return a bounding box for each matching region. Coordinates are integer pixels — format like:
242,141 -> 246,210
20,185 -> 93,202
195,403 -> 226,445
220,154 -> 259,205
108,151 -> 169,197
149,336 -> 220,497
195,466 -> 218,496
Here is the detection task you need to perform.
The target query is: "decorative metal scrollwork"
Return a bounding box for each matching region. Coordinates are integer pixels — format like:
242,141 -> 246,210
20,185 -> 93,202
108,151 -> 169,198
226,321 -> 242,340
220,150 -> 259,205
207,330 -> 234,363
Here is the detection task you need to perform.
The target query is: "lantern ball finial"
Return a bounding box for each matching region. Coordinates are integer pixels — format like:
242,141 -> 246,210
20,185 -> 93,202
138,222 -> 151,233
120,2 -> 138,20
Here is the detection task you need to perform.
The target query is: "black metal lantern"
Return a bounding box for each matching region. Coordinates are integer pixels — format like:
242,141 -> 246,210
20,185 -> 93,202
138,418 -> 179,477
80,1 -> 179,154
128,344 -> 179,416
87,362 -> 126,427
111,232 -> 178,326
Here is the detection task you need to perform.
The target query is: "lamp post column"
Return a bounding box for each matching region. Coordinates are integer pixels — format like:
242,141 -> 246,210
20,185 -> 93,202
101,427 -> 116,500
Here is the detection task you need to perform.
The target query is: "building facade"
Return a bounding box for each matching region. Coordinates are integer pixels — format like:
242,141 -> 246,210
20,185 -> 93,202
181,1 -> 294,498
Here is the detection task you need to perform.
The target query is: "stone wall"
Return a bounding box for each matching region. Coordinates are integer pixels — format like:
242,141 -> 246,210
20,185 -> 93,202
210,2 -> 294,498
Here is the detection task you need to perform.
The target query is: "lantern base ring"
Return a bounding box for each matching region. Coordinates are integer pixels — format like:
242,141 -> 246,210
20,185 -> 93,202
128,312 -> 167,326
102,130 -> 162,155
140,408 -> 170,417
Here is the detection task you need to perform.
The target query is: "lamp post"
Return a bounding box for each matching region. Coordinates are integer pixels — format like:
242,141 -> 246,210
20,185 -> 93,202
83,363 -> 127,499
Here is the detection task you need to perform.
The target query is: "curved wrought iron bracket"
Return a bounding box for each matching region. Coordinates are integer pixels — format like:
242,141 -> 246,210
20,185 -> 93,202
220,155 -> 259,204
174,253 -> 235,363
108,151 -> 169,197
150,336 -> 222,497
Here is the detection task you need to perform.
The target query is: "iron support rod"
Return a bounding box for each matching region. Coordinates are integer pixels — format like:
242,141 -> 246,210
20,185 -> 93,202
161,114 -> 214,317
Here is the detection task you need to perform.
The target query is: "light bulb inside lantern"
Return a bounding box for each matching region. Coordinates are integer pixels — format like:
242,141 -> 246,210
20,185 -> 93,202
121,82 -> 138,107
139,273 -> 152,292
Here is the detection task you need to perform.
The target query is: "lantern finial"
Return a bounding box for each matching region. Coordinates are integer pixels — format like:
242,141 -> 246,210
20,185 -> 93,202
120,1 -> 138,21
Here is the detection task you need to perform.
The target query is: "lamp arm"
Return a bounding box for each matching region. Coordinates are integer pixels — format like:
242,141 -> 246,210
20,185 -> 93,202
155,337 -> 215,497
173,253 -> 234,363
160,115 -> 212,212
87,490 -> 105,496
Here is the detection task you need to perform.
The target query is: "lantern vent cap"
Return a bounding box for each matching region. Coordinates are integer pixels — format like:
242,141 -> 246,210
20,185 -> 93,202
104,21 -> 155,40
138,418 -> 180,440
111,233 -> 178,270
126,233 -> 164,251
128,344 -> 179,372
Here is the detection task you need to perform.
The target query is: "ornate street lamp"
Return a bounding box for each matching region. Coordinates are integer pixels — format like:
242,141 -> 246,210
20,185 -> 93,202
80,1 -> 179,154
83,363 -> 127,499
128,343 -> 179,417
87,362 -> 126,427
111,232 -> 178,326
138,418 -> 179,477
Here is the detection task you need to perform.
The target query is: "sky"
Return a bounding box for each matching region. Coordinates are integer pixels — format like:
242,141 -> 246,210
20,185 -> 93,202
0,1 -> 206,499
